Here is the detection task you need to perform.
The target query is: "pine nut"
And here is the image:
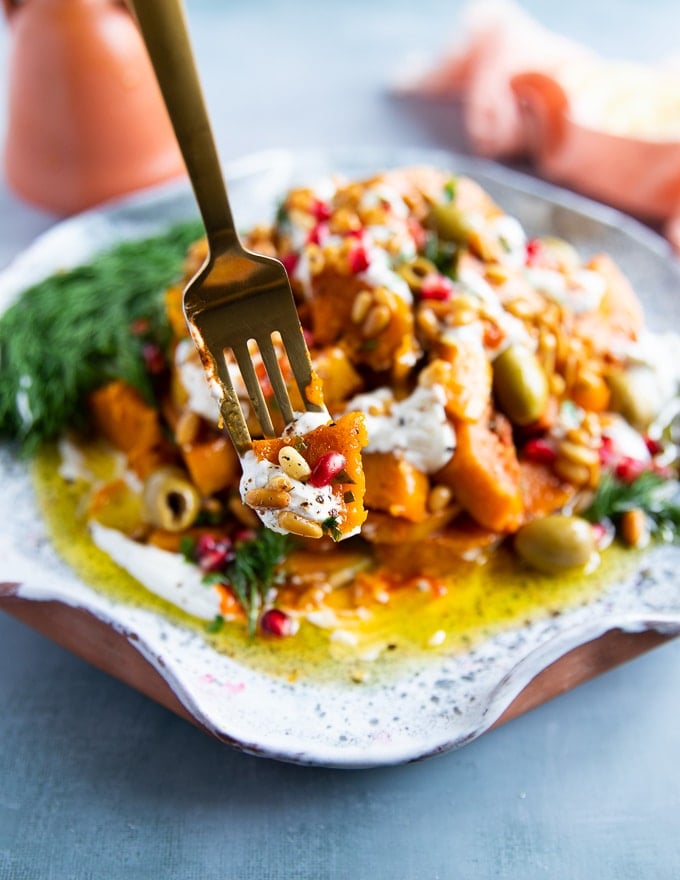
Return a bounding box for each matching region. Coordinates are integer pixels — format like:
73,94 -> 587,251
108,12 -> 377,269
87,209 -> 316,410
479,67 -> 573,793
417,306 -> 440,339
362,304 -> 391,337
554,456 -> 590,487
277,510 -> 324,539
244,487 -> 291,509
227,495 -> 261,528
306,243 -> 325,275
277,445 -> 312,481
351,290 -> 373,324
428,484 -> 453,513
267,474 -> 293,492
175,409 -> 201,446
557,440 -> 599,467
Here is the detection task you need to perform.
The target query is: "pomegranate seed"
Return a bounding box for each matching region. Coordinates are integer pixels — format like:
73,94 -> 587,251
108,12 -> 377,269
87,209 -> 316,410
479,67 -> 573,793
525,238 -> 543,266
195,534 -> 234,572
348,242 -> 370,274
523,438 -> 556,465
308,451 -> 347,487
260,608 -> 295,637
130,317 -> 151,335
598,435 -> 616,466
615,456 -> 646,483
142,342 -> 165,374
311,198 -> 331,221
233,528 -> 257,544
280,252 -> 299,276
302,327 -> 315,347
591,521 -> 615,549
644,436 -> 664,456
420,273 -> 455,301
307,222 -> 329,246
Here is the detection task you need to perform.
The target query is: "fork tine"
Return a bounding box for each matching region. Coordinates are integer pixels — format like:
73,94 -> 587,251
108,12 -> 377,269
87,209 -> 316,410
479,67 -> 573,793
232,340 -> 276,437
257,334 -> 296,426
279,325 -> 323,410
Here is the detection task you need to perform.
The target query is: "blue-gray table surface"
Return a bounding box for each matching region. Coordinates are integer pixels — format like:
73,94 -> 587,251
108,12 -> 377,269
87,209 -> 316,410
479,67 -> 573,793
1,2 -> 680,877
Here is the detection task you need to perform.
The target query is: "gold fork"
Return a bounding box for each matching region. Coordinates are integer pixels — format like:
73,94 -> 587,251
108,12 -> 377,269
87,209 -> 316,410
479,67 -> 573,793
127,0 -> 326,455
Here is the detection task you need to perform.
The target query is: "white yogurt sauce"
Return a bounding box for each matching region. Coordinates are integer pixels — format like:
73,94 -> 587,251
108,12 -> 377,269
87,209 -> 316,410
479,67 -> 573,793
90,522 -> 220,621
345,385 -> 455,473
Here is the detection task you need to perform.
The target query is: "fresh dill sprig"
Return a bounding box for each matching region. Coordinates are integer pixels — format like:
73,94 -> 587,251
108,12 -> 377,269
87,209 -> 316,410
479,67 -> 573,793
203,529 -> 291,636
584,470 -> 680,539
0,219 -> 202,455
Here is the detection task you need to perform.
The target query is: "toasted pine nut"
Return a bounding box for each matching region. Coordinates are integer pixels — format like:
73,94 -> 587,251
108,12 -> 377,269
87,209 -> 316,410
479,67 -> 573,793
362,304 -> 391,338
267,474 -> 293,492
244,487 -> 291,509
557,440 -> 600,468
306,243 -> 325,275
227,495 -> 261,528
175,409 -> 201,446
428,484 -> 453,513
278,445 -> 312,481
277,510 -> 324,539
554,456 -> 591,487
417,306 -> 440,339
351,290 -> 373,324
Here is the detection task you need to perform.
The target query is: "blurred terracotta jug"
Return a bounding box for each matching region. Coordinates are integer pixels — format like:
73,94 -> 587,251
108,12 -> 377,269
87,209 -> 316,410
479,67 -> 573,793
2,0 -> 185,215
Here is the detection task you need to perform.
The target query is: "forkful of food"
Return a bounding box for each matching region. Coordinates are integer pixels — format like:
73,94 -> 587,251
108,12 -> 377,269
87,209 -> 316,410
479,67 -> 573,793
126,0 -> 367,540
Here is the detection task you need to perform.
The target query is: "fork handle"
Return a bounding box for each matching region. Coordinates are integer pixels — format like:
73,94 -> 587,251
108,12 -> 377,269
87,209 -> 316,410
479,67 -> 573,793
127,0 -> 240,253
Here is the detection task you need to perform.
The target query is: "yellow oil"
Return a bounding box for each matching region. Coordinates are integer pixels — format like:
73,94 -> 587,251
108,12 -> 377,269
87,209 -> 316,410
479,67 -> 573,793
33,445 -> 641,684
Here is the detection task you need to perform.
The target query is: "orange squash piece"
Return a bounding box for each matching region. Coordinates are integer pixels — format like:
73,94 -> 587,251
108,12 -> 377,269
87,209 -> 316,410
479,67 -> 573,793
252,412 -> 368,539
181,435 -> 240,497
436,414 -> 524,532
362,451 -> 429,523
519,459 -> 575,520
89,380 -> 163,455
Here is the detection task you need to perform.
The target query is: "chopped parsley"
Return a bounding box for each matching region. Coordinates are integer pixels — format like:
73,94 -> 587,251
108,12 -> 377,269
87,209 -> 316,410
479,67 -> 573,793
0,219 -> 202,455
321,515 -> 343,542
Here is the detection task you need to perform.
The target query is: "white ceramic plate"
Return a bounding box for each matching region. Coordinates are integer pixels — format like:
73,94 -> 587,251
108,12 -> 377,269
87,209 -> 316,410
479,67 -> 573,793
1,148 -> 680,767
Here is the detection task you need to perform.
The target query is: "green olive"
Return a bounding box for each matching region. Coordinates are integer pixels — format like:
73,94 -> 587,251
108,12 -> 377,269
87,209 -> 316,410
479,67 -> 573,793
607,366 -> 661,431
515,515 -> 596,575
142,466 -> 201,532
426,202 -> 471,242
492,344 -> 549,426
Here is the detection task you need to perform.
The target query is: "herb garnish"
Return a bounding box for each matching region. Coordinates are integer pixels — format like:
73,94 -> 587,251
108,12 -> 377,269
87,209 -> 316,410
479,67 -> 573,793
0,220 -> 202,455
203,529 -> 292,636
584,470 -> 680,540
321,515 -> 343,542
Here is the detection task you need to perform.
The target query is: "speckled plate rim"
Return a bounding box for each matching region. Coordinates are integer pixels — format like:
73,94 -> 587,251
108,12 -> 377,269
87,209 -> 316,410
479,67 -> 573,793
1,147 -> 680,768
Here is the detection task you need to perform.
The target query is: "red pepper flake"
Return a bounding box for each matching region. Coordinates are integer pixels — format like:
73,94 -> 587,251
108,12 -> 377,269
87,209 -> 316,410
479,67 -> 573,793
260,608 -> 296,637
420,273 -> 454,301
280,252 -> 299,276
308,451 -> 348,488
523,437 -> 557,465
348,242 -> 370,274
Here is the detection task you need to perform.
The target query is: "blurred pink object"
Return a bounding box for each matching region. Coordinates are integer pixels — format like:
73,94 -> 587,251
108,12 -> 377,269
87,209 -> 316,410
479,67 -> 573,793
401,0 -> 680,251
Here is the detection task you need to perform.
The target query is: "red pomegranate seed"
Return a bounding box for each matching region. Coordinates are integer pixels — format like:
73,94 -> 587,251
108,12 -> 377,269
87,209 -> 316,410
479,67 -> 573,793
142,342 -> 165,374
523,438 -> 556,465
525,238 -> 543,266
420,273 -> 455,301
280,252 -> 299,276
308,451 -> 347,487
307,222 -> 329,246
644,436 -> 664,456
195,534 -> 234,572
598,435 -> 616,465
311,198 -> 331,221
260,608 -> 295,637
615,456 -> 646,483
348,242 -> 370,274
